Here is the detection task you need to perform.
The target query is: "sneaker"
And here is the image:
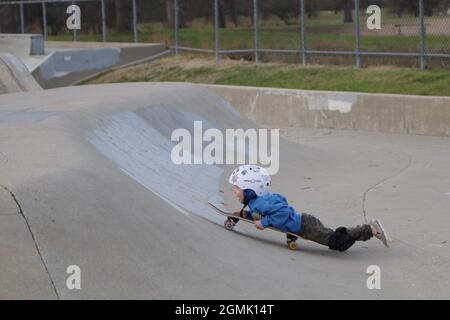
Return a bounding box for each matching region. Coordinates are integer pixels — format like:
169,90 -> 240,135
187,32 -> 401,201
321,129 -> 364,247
370,219 -> 391,248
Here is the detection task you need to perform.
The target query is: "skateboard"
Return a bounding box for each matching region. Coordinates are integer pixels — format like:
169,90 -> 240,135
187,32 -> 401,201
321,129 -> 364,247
208,200 -> 299,250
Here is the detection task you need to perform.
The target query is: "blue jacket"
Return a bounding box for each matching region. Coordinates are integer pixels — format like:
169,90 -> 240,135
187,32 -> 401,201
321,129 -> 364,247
245,193 -> 302,234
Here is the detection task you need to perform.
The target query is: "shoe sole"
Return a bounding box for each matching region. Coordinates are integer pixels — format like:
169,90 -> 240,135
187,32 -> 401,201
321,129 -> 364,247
373,219 -> 391,248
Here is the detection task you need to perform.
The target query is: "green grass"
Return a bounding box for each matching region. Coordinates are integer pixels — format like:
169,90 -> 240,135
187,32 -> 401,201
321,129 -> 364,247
214,66 -> 450,96
86,55 -> 450,97
49,27 -> 449,56
48,12 -> 450,54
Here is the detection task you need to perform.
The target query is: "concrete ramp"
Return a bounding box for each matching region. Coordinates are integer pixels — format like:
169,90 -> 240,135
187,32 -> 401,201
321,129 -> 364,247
0,83 -> 449,299
0,53 -> 42,94
0,35 -> 169,90
32,42 -> 169,89
0,34 -> 44,58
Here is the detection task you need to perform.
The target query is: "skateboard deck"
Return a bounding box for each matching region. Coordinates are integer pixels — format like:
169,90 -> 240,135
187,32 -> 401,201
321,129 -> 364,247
208,200 -> 300,250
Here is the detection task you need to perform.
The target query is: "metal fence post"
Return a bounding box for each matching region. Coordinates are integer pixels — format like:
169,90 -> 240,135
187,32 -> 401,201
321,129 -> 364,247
72,1 -> 78,42
41,2 -> 48,40
101,0 -> 107,42
300,0 -> 306,65
19,2 -> 25,34
419,0 -> 426,70
355,0 -> 361,68
132,0 -> 138,43
253,0 -> 259,64
174,0 -> 179,56
214,0 -> 220,64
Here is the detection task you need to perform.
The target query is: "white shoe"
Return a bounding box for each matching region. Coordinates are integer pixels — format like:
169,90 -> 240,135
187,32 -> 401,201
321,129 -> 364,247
370,219 -> 391,248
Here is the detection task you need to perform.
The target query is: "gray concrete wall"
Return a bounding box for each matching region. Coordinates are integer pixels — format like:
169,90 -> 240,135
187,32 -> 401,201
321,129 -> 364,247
204,84 -> 450,137
32,44 -> 167,89
36,48 -> 121,81
0,34 -> 45,57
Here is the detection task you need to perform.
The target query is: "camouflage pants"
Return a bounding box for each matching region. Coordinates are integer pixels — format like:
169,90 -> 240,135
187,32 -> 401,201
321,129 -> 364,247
297,213 -> 373,248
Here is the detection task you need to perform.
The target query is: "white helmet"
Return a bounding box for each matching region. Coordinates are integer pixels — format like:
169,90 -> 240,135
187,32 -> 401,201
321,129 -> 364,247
228,165 -> 271,196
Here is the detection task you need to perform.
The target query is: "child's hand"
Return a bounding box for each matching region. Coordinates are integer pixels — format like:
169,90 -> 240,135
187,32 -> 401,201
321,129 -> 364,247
233,211 -> 241,217
233,211 -> 248,218
254,220 -> 264,230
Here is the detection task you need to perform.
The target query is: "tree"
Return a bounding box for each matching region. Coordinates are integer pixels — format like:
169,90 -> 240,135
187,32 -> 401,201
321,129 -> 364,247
218,0 -> 226,28
115,0 -> 131,32
226,0 -> 238,27
165,0 -> 174,27
216,0 -> 240,28
306,0 -> 319,18
387,0 -> 440,17
0,1 -> 19,33
343,0 -> 353,23
272,0 -> 299,24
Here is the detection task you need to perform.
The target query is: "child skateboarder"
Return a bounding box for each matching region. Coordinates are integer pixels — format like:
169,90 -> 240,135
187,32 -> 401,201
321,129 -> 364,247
228,165 -> 391,252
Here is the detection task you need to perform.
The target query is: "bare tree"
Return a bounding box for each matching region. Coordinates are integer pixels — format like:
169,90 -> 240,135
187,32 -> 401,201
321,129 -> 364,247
115,0 -> 131,32
226,0 -> 238,27
218,0 -> 226,28
306,0 -> 319,19
343,0 -> 353,23
164,0 -> 174,27
387,0 -> 440,17
0,1 -> 19,33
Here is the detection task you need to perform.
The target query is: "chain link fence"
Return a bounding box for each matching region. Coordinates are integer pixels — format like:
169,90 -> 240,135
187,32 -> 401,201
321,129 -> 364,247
1,0 -> 449,69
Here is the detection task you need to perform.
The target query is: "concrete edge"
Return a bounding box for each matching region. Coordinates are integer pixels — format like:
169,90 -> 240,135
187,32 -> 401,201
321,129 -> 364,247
200,83 -> 450,137
202,83 -> 450,100
72,49 -> 173,86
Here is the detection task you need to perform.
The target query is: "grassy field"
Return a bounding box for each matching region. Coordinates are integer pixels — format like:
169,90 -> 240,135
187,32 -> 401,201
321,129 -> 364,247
85,55 -> 450,97
48,11 -> 450,54
49,26 -> 449,52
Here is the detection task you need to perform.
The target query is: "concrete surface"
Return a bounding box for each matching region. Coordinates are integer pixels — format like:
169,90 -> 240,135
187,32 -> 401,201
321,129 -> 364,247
0,34 -> 44,58
0,53 -> 42,94
44,41 -> 167,49
32,42 -> 168,89
0,83 -> 449,299
205,84 -> 450,137
0,186 -> 56,299
1,35 -> 168,90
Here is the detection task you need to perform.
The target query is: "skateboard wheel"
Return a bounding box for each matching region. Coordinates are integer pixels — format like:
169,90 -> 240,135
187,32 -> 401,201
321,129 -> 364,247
287,241 -> 297,250
224,220 -> 235,231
